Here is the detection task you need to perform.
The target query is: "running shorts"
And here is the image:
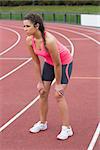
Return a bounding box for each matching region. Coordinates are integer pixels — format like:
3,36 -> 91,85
42,61 -> 73,84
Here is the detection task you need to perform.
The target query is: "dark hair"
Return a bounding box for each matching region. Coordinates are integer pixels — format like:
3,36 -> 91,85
24,12 -> 47,51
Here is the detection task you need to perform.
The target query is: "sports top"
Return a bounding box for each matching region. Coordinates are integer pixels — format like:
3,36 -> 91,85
32,32 -> 73,65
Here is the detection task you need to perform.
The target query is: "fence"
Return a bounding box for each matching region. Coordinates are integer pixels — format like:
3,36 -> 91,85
0,11 -> 81,24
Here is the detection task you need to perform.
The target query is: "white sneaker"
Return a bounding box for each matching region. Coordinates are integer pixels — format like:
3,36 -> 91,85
29,121 -> 47,133
57,126 -> 73,140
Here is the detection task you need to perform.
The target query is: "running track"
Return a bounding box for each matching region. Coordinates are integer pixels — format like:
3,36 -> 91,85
0,20 -> 100,150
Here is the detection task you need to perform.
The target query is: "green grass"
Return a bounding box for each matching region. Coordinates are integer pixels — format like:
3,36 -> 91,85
0,5 -> 100,14
0,5 -> 99,24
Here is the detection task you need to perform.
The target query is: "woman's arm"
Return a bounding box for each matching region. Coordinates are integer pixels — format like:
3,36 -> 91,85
26,36 -> 42,83
46,35 -> 64,96
46,36 -> 62,85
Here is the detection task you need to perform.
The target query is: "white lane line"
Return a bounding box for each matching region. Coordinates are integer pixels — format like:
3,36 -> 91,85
67,29 -> 100,45
0,24 -> 98,135
0,57 -> 30,60
0,76 -> 99,132
0,78 -> 56,132
46,23 -> 100,33
0,26 -> 21,56
0,29 -> 73,131
6,24 -> 100,44
69,37 -> 89,41
0,29 -> 74,81
7,23 -> 99,34
0,95 -> 40,132
71,76 -> 100,80
68,25 -> 100,34
87,122 -> 100,150
0,24 -> 99,150
0,58 -> 32,81
48,29 -> 74,57
47,26 -> 100,45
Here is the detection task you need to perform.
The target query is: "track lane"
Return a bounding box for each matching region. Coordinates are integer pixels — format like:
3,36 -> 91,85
0,21 -> 99,150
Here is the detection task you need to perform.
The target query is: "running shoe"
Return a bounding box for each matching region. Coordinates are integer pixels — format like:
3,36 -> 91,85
57,126 -> 73,140
29,121 -> 47,133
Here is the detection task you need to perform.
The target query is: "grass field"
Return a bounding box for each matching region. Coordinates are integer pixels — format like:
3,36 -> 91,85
0,5 -> 99,24
0,5 -> 100,14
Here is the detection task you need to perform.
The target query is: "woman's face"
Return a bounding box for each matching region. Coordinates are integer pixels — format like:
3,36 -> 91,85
23,20 -> 36,36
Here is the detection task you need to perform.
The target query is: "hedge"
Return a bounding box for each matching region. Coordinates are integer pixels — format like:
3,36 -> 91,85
32,0 -> 100,6
0,0 -> 32,6
0,0 -> 99,6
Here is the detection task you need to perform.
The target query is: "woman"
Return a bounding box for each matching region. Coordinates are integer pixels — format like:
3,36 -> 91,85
23,13 -> 73,140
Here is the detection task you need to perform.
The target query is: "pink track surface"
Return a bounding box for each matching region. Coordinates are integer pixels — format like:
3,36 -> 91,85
0,20 -> 100,150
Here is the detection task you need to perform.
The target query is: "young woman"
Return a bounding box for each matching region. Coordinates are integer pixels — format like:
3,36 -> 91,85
23,13 -> 73,140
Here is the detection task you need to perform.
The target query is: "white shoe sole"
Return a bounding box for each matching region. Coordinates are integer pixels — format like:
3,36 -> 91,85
57,132 -> 73,140
29,126 -> 47,133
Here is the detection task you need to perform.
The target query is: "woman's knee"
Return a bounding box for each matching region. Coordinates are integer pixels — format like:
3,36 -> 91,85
55,91 -> 64,102
40,90 -> 49,99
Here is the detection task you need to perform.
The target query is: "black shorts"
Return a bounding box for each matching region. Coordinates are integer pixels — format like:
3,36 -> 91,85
42,62 -> 73,84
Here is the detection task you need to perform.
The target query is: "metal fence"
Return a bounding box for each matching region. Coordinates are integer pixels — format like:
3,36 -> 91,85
0,11 -> 81,24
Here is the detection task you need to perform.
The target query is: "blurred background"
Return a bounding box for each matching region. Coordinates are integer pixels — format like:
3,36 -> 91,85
0,0 -> 100,26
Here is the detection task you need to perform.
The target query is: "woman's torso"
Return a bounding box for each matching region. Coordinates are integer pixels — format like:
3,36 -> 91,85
32,32 -> 73,65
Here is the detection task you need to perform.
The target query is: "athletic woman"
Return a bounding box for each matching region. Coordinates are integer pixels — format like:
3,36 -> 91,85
23,13 -> 73,140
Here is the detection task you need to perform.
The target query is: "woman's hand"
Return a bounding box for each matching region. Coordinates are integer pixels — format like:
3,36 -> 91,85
55,84 -> 64,96
37,82 -> 46,95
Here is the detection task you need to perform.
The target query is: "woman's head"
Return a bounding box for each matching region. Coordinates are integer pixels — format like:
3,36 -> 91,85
23,12 -> 47,50
23,13 -> 45,35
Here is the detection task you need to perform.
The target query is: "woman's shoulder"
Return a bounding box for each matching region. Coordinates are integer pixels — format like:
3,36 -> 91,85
26,35 -> 33,46
46,31 -> 56,45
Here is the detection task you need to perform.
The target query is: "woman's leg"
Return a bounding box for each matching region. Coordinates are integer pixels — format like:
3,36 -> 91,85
29,81 -> 51,133
40,62 -> 55,123
39,81 -> 51,123
56,62 -> 73,126
55,85 -> 70,126
55,85 -> 73,140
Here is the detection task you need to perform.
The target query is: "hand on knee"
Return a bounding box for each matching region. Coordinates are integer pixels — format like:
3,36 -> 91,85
55,84 -> 64,99
37,82 -> 46,97
55,91 -> 64,99
39,89 -> 46,97
37,82 -> 44,92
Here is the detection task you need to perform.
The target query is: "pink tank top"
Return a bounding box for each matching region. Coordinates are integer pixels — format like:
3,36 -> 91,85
32,32 -> 73,65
